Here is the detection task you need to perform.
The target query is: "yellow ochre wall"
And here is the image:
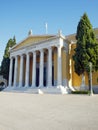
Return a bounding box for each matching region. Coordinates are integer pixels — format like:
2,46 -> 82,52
70,44 -> 98,87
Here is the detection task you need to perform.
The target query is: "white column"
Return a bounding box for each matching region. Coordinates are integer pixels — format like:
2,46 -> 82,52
25,53 -> 30,87
69,44 -> 72,87
19,55 -> 24,87
13,56 -> 18,87
46,53 -> 48,86
57,46 -> 62,86
31,51 -> 36,87
9,57 -> 13,87
47,47 -> 52,87
39,49 -> 44,87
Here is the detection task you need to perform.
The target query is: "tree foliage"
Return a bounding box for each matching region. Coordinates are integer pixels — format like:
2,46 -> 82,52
0,36 -> 16,81
73,13 -> 98,76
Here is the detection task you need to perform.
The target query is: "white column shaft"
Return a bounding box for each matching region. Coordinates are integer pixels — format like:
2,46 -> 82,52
57,46 -> 62,86
47,47 -> 52,87
9,58 -> 13,87
32,52 -> 36,87
25,53 -> 30,87
19,55 -> 24,87
39,50 -> 44,87
14,56 -> 18,87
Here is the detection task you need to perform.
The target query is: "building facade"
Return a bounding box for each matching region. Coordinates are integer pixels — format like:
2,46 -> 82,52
7,29 -> 98,94
67,28 -> 98,89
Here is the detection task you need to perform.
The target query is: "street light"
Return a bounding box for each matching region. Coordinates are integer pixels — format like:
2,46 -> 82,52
89,62 -> 93,96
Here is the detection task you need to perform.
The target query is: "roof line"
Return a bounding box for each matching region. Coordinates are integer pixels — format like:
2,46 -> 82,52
10,35 -> 60,52
11,34 -> 56,50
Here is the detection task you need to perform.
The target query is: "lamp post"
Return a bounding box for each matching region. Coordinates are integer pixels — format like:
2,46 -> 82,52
89,62 -> 93,96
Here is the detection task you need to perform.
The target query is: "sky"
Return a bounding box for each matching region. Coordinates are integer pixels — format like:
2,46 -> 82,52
0,0 -> 98,65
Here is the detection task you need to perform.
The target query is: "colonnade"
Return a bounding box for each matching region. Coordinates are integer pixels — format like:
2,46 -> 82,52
9,46 -> 62,88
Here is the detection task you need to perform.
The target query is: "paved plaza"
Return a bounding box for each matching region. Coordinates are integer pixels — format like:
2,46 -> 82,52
0,92 -> 98,130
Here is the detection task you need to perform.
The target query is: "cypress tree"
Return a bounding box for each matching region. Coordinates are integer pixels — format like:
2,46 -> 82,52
0,36 -> 16,81
73,13 -> 98,89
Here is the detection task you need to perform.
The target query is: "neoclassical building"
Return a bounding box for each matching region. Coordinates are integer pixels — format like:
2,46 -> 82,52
7,29 -> 98,94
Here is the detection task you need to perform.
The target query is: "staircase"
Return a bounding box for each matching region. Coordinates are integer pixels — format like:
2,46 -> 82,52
3,86 -> 73,94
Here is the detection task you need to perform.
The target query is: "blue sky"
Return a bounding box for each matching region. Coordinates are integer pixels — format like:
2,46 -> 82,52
0,0 -> 98,65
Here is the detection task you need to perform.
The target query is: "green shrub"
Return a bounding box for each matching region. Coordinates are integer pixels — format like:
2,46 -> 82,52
72,90 -> 89,94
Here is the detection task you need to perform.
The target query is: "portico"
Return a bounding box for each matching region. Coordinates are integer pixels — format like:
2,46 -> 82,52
8,31 -> 70,94
9,47 -> 62,86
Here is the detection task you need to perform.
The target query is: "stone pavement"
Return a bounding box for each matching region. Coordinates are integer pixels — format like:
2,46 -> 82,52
0,92 -> 98,130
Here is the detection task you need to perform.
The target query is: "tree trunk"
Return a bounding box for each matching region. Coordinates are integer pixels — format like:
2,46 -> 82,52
88,64 -> 93,95
80,73 -> 85,90
88,73 -> 90,91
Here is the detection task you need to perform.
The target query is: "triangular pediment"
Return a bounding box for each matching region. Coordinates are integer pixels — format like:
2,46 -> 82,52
12,35 -> 56,50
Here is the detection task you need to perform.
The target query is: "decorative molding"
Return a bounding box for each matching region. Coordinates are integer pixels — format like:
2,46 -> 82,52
10,38 -> 60,57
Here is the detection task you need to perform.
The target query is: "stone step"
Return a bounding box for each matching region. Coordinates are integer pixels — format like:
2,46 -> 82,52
3,86 -> 71,94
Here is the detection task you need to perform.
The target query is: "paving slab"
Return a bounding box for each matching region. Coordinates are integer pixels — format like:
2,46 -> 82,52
0,92 -> 98,130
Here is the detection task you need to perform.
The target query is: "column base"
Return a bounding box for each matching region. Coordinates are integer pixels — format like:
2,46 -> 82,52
13,86 -> 17,88
31,85 -> 36,88
24,85 -> 29,88
18,82 -> 23,88
47,82 -> 52,88
18,85 -> 22,88
57,85 -> 62,89
38,85 -> 44,88
8,85 -> 13,88
47,85 -> 53,88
